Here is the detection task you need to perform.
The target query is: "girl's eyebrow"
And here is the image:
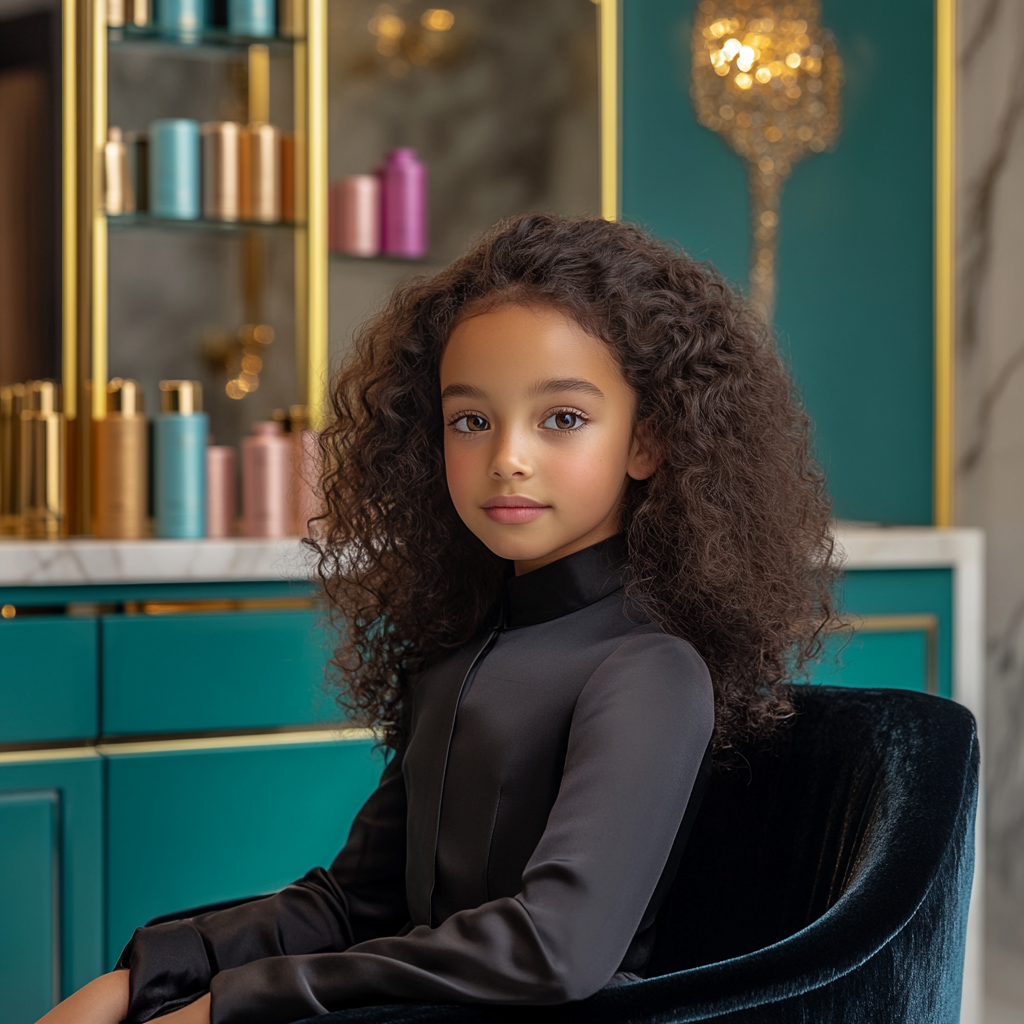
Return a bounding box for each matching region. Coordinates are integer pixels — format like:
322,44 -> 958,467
441,382 -> 486,400
528,377 -> 605,399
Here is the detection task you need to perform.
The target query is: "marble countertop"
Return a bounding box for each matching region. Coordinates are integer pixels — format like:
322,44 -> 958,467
0,537 -> 314,586
0,524 -> 985,586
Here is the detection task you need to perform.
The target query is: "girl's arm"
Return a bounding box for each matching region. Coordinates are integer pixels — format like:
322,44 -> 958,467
205,635 -> 713,1024
33,970 -> 128,1024
120,746 -> 409,1024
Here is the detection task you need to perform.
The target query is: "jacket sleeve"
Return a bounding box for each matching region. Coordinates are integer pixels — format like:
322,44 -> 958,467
121,744 -> 409,1024
207,635 -> 715,1024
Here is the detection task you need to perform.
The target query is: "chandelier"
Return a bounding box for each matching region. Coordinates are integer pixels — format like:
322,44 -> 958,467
691,0 -> 842,319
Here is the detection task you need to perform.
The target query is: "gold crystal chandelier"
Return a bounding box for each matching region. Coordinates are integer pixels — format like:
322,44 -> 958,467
691,0 -> 842,319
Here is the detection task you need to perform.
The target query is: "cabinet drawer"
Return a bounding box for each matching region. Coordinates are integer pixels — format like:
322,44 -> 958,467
0,618 -> 98,745
104,734 -> 384,965
101,609 -> 339,735
810,624 -> 933,693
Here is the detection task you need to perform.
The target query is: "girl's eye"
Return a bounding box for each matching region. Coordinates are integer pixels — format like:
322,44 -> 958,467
450,414 -> 490,433
542,409 -> 586,431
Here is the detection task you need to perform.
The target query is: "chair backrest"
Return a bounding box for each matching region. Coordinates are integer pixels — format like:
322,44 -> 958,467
648,685 -> 978,976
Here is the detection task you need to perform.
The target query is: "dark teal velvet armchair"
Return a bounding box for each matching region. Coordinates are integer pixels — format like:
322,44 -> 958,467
292,686 -> 979,1024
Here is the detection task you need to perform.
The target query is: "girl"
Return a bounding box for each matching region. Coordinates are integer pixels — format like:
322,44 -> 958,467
40,214 -> 835,1024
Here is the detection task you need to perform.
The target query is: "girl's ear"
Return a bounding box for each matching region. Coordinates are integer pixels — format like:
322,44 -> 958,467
627,426 -> 660,481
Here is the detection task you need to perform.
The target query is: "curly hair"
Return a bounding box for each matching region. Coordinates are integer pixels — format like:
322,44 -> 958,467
315,214 -> 837,755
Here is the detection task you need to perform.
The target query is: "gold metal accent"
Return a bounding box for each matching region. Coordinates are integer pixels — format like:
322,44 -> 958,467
20,382 -> 65,539
831,613 -> 940,696
62,0 -> 77,423
122,596 -> 317,615
691,1 -> 842,320
296,0 -> 328,428
933,0 -> 955,526
1,605 -> 15,619
96,728 -> 373,757
0,746 -> 102,766
91,0 -> 108,422
159,379 -> 203,414
598,0 -> 620,221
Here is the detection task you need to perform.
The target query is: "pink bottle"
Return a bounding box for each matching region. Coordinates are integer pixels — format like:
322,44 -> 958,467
340,174 -> 381,257
382,148 -> 427,259
242,421 -> 291,537
291,428 -> 321,537
206,445 -> 237,538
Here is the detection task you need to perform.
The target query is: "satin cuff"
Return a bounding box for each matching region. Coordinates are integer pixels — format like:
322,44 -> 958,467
121,920 -> 213,1023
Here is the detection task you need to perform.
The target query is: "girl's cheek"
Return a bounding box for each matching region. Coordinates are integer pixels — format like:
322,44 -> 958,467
444,440 -> 478,509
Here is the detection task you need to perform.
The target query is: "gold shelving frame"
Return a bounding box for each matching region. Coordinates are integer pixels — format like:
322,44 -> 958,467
60,0 -> 330,531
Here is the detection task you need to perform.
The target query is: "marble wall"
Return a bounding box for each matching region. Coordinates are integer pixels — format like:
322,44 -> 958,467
956,0 -> 1024,964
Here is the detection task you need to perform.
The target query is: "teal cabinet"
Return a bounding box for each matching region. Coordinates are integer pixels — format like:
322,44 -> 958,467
811,568 -> 954,697
0,617 -> 98,744
104,735 -> 384,966
0,753 -> 104,1022
101,609 -> 338,736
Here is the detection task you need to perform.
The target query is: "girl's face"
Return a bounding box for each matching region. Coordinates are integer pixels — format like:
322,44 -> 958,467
440,303 -> 656,575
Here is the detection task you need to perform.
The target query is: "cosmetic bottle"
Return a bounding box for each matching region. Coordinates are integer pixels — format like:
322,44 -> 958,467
382,148 -> 427,259
103,127 -> 135,216
206,445 -> 237,538
240,123 -> 280,222
19,381 -> 64,540
242,421 -> 291,537
150,119 -> 201,220
159,0 -> 205,41
154,380 -> 207,538
340,174 -> 381,257
108,0 -> 126,28
229,0 -> 275,37
127,0 -> 152,28
277,0 -> 303,38
201,121 -> 242,221
126,131 -> 149,212
93,379 -> 148,539
0,384 -> 25,535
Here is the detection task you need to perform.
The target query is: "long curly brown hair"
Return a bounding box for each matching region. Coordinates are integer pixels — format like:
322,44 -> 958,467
315,214 -> 837,754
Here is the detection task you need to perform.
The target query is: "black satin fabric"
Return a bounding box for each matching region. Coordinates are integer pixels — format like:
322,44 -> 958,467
119,536 -> 715,1024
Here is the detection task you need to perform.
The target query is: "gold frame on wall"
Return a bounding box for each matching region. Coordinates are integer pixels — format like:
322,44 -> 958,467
596,0 -> 958,526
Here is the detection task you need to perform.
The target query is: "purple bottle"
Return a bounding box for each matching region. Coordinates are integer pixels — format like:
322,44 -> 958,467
381,148 -> 428,259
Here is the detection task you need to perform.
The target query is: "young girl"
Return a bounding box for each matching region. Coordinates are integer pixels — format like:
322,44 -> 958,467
40,214 -> 835,1024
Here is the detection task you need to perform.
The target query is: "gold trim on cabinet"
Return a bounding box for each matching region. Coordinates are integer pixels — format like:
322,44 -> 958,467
598,0 -> 620,221
0,746 -> 101,766
934,0 -> 955,526
832,613 -> 940,696
121,596 -> 318,615
97,727 -> 373,757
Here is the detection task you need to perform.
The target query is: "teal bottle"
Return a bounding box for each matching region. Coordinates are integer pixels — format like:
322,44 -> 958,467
155,380 -> 208,538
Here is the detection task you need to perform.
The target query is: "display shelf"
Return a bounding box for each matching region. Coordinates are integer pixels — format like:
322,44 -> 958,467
108,213 -> 299,235
108,27 -> 297,58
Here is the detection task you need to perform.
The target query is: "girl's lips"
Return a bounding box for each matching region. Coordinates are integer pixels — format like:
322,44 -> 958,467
483,505 -> 548,524
480,498 -> 549,525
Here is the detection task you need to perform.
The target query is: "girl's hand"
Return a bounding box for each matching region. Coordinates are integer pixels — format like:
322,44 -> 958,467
156,992 -> 212,1024
33,969 -> 129,1024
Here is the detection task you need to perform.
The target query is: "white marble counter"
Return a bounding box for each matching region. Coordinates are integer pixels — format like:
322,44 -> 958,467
0,537 -> 314,586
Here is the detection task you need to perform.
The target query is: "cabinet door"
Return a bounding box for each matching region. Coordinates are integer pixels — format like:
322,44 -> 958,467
0,753 -> 104,1020
101,610 -> 337,735
104,735 -> 384,966
0,617 -> 98,744
809,568 -> 953,697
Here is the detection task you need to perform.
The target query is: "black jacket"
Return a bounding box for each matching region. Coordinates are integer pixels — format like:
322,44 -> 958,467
121,536 -> 715,1024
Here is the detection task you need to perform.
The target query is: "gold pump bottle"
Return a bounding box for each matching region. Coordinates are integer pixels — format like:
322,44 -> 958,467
93,378 -> 148,538
19,380 -> 64,539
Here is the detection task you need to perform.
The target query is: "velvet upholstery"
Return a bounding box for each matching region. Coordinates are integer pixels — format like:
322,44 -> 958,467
156,686 -> 978,1024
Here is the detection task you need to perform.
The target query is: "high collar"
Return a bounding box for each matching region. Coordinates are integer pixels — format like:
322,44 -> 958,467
503,534 -> 628,629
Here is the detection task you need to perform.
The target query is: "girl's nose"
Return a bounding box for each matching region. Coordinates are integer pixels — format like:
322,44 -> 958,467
488,428 -> 533,480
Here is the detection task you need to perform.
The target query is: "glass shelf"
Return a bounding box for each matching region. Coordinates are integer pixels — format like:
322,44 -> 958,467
108,213 -> 298,234
329,252 -> 431,266
108,26 -> 298,58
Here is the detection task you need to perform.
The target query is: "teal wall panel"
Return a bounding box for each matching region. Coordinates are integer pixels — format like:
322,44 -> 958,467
622,0 -> 935,524
101,610 -> 338,735
0,791 -> 58,1024
810,567 -> 954,697
104,737 -> 385,965
0,618 -> 98,744
0,756 -> 104,1002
